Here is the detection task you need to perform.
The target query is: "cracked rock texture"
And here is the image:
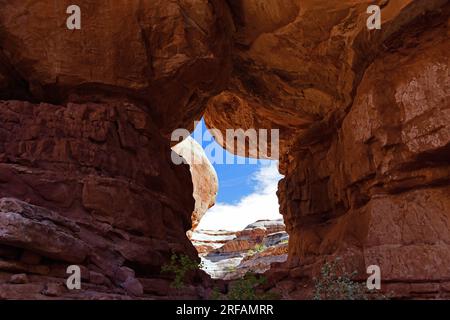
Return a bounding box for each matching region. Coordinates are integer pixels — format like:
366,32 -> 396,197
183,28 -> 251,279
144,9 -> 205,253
0,101 -> 214,299
273,5 -> 450,299
0,0 -> 449,300
0,0 -> 233,135
205,0 -> 448,157
0,0 -> 232,299
204,0 -> 450,299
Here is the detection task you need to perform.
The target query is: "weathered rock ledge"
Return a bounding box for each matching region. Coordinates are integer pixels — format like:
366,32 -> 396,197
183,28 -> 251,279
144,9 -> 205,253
192,220 -> 288,280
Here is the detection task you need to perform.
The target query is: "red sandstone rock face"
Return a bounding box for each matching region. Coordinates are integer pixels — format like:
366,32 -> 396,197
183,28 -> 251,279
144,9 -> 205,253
0,0 -> 233,134
205,0 -> 448,157
276,14 -> 450,299
0,0 -> 449,300
0,0 -> 233,299
191,0 -> 449,299
0,100 -> 210,299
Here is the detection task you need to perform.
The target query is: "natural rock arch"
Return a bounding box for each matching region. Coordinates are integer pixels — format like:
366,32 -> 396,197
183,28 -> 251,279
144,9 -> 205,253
0,0 -> 448,299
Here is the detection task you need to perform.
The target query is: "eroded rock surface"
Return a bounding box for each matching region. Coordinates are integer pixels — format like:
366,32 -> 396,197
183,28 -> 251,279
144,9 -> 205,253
192,220 -> 288,280
172,137 -> 218,231
0,0 -> 448,300
199,0 -> 450,299
0,0 -> 233,134
0,0 -> 233,300
0,100 -> 215,299
205,0 -> 448,157
274,10 -> 450,299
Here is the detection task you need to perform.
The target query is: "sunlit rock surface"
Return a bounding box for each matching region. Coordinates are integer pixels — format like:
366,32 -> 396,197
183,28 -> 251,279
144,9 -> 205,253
192,220 -> 288,280
172,137 -> 218,231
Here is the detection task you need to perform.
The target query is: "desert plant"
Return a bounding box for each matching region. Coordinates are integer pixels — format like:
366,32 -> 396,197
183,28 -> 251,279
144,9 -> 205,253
247,243 -> 267,257
161,253 -> 203,289
254,243 -> 267,253
313,257 -> 388,300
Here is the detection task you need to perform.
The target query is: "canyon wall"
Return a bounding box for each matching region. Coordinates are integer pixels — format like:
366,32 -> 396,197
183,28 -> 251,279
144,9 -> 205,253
204,0 -> 450,299
277,19 -> 450,299
0,101 -> 201,299
0,0 -> 448,300
0,0 -> 232,299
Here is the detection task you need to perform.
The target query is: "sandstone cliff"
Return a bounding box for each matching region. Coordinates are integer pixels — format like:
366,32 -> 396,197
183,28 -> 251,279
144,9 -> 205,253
0,0 -> 232,299
204,0 -> 450,299
0,0 -> 449,300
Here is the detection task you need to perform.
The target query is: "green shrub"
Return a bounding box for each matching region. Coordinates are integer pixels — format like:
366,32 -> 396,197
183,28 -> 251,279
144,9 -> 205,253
248,243 -> 267,257
313,257 -> 388,300
254,243 -> 267,253
161,253 -> 203,289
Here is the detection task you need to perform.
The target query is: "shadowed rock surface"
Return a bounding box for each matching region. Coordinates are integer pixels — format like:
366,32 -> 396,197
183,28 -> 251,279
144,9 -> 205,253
0,0 -> 231,299
0,0 -> 449,299
204,0 -> 450,299
0,101 -> 212,299
0,0 -> 233,135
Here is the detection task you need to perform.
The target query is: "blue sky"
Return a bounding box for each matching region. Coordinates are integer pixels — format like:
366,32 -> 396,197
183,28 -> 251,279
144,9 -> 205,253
191,120 -> 283,231
192,119 -> 268,203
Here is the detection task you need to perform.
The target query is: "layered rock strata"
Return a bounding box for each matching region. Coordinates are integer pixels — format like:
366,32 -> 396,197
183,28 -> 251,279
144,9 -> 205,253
0,0 -> 233,299
204,0 -> 450,299
192,220 -> 288,280
0,0 -> 448,300
0,101 -> 213,299
276,18 -> 450,299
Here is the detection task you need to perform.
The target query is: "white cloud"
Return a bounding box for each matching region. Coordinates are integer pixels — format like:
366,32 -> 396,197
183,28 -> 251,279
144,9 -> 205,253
197,161 -> 284,231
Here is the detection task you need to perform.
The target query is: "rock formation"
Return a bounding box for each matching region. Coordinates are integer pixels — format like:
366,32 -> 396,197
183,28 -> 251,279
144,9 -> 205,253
0,0 -> 232,299
172,137 -> 218,231
276,17 -> 450,299
0,0 -> 449,300
205,0 -> 448,157
0,0 -> 233,134
192,220 -> 288,280
204,0 -> 450,299
0,101 -> 213,299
